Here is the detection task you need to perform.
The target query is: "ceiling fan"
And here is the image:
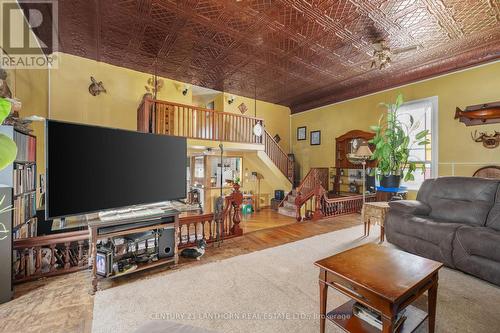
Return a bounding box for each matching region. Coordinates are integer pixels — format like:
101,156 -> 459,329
369,40 -> 420,70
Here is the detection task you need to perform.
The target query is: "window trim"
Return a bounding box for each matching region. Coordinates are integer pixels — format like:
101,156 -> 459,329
396,96 -> 438,188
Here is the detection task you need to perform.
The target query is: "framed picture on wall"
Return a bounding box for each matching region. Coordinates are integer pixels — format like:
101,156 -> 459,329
297,126 -> 307,141
310,130 -> 321,145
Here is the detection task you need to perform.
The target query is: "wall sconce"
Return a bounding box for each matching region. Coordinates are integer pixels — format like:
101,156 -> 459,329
88,77 -> 106,96
227,95 -> 236,104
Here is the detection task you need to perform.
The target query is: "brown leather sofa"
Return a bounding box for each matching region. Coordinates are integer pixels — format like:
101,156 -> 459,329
385,177 -> 500,286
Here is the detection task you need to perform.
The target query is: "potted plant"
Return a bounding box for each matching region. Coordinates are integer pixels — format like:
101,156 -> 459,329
369,94 -> 429,188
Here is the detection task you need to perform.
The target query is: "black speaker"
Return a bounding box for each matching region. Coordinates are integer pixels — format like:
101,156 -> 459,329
158,227 -> 175,258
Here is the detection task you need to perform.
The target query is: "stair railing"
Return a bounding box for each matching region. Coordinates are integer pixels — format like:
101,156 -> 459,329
263,130 -> 294,183
292,168 -> 329,221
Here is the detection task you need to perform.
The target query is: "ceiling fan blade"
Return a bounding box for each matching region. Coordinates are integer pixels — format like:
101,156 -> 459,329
392,45 -> 419,54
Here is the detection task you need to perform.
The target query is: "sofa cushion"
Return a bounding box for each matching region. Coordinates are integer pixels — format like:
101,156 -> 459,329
485,185 -> 500,231
454,225 -> 500,263
385,210 -> 460,267
428,177 -> 499,226
453,226 -> 500,286
388,200 -> 431,216
416,178 -> 435,205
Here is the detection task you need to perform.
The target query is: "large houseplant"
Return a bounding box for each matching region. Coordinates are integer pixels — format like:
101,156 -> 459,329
369,94 -> 429,188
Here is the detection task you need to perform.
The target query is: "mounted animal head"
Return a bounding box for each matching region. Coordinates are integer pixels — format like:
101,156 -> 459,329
88,77 -> 106,96
471,130 -> 500,149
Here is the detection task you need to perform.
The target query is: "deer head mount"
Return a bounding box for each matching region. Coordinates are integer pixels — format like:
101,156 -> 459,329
471,130 -> 500,149
88,77 -> 106,96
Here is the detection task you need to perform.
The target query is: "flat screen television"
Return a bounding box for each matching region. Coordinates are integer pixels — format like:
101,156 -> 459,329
45,120 -> 187,219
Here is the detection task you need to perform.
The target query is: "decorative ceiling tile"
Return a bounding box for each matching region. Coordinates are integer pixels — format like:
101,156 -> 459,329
23,0 -> 500,113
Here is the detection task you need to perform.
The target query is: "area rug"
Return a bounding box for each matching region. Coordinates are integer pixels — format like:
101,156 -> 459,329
92,225 -> 500,333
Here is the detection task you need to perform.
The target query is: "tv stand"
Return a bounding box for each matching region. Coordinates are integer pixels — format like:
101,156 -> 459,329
87,210 -> 180,293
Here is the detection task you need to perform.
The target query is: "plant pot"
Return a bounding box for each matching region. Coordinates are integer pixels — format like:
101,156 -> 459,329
380,175 -> 401,189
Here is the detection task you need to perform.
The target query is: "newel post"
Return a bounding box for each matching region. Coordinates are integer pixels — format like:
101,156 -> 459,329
230,183 -> 243,236
312,185 -> 325,221
295,192 -> 303,222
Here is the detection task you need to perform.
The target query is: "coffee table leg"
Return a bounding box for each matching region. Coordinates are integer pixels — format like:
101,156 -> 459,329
428,280 -> 438,333
319,280 -> 327,333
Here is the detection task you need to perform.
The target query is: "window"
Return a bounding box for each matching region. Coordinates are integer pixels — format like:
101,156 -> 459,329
395,96 -> 438,190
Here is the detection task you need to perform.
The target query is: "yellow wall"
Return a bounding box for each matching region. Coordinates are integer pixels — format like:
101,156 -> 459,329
221,93 -> 291,153
291,61 -> 500,183
49,53 -> 291,155
49,52 -> 192,130
7,68 -> 49,183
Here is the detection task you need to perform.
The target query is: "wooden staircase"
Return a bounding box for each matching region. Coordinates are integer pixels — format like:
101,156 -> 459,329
278,168 -> 328,219
279,167 -> 377,221
278,189 -> 298,217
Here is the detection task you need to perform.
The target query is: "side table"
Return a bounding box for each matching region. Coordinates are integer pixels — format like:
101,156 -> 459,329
362,201 -> 390,242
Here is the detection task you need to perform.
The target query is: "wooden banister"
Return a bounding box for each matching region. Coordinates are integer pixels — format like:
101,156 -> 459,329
139,98 -> 264,145
12,230 -> 89,283
263,130 -> 294,183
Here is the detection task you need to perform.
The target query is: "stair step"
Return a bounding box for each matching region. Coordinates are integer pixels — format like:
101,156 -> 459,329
283,201 -> 296,209
287,195 -> 296,202
278,207 -> 296,218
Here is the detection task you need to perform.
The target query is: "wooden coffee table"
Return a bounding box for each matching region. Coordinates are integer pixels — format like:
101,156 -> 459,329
315,243 -> 443,333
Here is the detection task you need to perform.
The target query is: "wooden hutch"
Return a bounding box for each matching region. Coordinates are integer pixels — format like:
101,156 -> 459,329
331,130 -> 376,196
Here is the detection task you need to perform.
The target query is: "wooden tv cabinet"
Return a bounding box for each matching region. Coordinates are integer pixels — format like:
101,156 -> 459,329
87,210 -> 180,293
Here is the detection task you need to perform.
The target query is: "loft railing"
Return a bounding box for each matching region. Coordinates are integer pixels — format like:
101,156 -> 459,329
138,98 -> 294,183
263,130 -> 294,183
139,98 -> 263,144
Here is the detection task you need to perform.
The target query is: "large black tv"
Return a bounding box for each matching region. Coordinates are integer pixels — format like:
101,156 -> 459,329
46,120 -> 187,219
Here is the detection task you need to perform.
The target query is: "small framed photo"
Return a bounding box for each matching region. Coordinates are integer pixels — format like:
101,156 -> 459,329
310,130 -> 321,145
297,126 -> 307,141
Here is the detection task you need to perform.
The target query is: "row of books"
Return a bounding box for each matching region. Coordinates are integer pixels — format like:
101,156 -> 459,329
352,302 -> 406,331
13,130 -> 36,162
13,163 -> 36,196
12,218 -> 37,240
13,193 -> 36,229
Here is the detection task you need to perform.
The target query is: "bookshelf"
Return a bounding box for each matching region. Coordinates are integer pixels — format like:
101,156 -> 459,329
0,125 -> 37,240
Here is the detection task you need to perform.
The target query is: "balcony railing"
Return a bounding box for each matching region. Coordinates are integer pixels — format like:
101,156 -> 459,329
139,99 -> 263,144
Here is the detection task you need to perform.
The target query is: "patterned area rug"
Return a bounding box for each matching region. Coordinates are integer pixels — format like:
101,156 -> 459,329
93,225 -> 500,333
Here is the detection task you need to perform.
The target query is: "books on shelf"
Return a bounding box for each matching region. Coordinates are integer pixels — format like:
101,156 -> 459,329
10,129 -> 38,240
13,130 -> 36,162
352,302 -> 406,331
13,163 -> 36,196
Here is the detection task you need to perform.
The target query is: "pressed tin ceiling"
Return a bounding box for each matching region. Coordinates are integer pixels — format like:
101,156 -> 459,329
26,0 -> 500,113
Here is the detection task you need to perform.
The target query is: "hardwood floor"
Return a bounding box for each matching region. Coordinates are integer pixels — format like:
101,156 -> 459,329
1,213 -> 362,333
240,208 -> 296,233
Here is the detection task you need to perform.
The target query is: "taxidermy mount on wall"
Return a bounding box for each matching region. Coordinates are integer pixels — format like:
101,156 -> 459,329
88,77 -> 106,96
471,130 -> 500,149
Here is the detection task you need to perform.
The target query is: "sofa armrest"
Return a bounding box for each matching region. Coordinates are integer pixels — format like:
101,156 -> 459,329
388,200 -> 431,216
